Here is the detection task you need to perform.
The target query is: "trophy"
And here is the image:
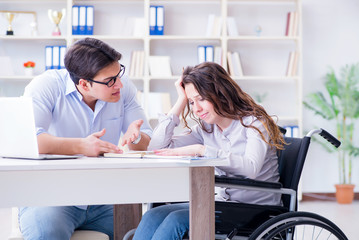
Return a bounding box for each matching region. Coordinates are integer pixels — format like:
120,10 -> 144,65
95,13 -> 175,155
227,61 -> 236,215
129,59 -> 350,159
48,9 -> 66,36
5,12 -> 15,35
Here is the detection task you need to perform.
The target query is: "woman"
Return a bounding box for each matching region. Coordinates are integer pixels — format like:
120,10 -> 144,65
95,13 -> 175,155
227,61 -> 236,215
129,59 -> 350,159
133,62 -> 285,240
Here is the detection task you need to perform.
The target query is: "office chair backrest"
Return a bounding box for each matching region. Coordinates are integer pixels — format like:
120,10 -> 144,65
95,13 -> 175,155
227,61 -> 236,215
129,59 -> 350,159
277,136 -> 311,209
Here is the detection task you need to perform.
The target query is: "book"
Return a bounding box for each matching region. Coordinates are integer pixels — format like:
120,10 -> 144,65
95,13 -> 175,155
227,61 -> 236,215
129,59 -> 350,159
226,17 -> 238,36
286,51 -> 295,76
286,51 -> 299,76
231,52 -> 243,76
285,12 -> 298,37
137,91 -> 172,119
103,151 -> 207,161
206,14 -> 222,37
226,51 -> 234,76
129,51 -> 137,77
291,12 -> 299,37
285,12 -> 291,36
133,18 -> 146,37
148,56 -> 172,77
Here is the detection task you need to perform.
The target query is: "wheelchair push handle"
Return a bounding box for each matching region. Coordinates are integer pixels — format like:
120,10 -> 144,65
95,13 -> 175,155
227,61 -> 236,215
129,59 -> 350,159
319,128 -> 341,148
306,128 -> 341,148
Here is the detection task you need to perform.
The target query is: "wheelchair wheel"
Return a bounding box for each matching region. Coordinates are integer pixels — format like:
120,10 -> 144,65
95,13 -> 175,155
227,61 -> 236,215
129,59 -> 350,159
248,211 -> 348,240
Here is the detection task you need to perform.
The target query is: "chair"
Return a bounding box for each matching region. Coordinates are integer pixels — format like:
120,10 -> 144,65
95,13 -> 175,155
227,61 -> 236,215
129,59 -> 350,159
9,208 -> 109,240
214,128 -> 346,239
124,128 -> 347,240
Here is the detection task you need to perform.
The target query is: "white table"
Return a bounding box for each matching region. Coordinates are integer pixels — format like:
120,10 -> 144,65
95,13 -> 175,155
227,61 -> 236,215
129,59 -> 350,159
0,156 -> 228,239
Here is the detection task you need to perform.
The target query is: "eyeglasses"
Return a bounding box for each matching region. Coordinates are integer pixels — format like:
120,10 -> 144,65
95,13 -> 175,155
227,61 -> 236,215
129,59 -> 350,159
86,64 -> 125,88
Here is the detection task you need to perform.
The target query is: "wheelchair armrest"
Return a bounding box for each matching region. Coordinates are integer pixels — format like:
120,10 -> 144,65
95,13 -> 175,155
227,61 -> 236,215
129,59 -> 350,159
215,175 -> 282,189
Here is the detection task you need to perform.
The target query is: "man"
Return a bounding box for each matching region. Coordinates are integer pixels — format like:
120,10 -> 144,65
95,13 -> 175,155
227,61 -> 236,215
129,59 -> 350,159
19,38 -> 152,240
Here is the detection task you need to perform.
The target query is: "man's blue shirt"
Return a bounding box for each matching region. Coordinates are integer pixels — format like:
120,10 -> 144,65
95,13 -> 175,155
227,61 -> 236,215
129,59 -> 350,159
23,69 -> 152,144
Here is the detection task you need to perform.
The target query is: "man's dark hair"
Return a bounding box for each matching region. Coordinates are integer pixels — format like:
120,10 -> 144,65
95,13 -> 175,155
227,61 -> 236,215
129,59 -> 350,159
64,38 -> 122,84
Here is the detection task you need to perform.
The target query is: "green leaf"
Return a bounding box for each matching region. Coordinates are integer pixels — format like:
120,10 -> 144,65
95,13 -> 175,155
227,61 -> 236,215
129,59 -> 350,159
303,92 -> 336,119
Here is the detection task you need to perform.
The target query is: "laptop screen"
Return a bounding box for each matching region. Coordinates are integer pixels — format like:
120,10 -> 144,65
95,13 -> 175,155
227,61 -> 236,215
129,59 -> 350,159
0,97 -> 40,158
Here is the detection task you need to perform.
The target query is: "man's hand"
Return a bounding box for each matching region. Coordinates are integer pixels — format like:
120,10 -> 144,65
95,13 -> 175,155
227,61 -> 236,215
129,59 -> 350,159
120,119 -> 143,146
83,128 -> 122,156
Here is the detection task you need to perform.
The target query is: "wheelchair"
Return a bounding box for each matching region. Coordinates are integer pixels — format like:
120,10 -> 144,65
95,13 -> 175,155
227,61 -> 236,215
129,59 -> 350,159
124,128 -> 348,240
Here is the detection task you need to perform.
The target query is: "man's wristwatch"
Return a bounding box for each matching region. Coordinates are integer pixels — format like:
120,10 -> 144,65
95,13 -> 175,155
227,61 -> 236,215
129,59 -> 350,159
131,134 -> 141,144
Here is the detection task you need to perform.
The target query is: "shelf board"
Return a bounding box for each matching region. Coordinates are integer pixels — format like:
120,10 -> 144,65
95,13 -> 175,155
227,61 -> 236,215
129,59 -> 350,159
0,36 -> 66,40
0,76 -> 34,81
275,116 -> 300,122
227,36 -> 299,41
149,36 -> 221,41
227,0 -> 297,2
149,76 -> 178,80
71,35 -> 144,40
232,76 -> 299,81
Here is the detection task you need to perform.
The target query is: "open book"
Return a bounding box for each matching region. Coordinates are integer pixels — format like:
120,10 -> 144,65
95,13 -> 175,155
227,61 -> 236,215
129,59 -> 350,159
103,151 -> 204,160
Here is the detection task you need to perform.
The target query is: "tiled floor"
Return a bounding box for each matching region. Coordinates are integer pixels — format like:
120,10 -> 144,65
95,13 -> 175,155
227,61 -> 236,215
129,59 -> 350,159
0,201 -> 357,239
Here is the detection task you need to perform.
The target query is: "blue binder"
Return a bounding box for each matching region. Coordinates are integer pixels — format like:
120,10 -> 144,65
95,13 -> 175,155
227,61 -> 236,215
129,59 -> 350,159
149,6 -> 156,35
45,46 -> 53,70
85,6 -> 94,35
156,6 -> 164,35
72,5 -> 79,35
59,46 -> 67,69
78,6 -> 86,35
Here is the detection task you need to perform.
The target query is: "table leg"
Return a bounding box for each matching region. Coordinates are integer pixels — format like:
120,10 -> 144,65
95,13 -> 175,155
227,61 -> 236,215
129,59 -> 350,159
114,204 -> 142,240
189,166 -> 215,239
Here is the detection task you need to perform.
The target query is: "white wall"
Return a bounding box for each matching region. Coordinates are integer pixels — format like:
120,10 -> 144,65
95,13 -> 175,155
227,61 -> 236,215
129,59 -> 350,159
301,0 -> 359,192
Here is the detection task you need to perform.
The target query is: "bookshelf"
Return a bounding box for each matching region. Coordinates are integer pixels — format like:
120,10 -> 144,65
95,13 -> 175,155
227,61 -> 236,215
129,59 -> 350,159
0,0 -> 302,133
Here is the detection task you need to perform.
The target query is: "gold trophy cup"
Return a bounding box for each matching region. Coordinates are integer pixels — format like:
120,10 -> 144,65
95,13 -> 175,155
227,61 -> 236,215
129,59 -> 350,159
48,9 -> 66,36
5,12 -> 15,35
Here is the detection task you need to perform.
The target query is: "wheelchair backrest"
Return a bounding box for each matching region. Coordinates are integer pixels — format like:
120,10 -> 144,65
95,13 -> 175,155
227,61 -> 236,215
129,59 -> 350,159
277,136 -> 311,209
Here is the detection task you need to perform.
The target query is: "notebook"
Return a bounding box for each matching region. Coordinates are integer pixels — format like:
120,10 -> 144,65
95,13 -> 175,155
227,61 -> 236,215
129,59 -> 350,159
0,97 -> 80,160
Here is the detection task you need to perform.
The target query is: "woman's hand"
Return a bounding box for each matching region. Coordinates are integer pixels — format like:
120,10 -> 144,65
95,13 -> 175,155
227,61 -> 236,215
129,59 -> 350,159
168,76 -> 188,117
174,76 -> 187,101
154,144 -> 205,157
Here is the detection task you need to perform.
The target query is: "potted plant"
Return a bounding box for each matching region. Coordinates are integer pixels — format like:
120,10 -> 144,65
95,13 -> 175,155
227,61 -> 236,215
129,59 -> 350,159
23,61 -> 36,76
303,63 -> 359,204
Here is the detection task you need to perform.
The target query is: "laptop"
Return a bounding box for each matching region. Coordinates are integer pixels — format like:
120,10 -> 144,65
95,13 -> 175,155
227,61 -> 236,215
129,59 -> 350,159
0,97 -> 80,160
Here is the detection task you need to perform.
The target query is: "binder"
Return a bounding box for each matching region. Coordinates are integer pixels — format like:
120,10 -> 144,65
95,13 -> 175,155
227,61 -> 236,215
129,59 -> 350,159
283,125 -> 299,137
72,5 -> 79,35
45,46 -> 53,70
197,46 -> 206,64
52,46 -> 60,69
78,6 -> 86,35
205,45 -> 214,62
85,5 -> 94,35
59,46 -> 67,69
149,6 -> 156,35
156,6 -> 164,35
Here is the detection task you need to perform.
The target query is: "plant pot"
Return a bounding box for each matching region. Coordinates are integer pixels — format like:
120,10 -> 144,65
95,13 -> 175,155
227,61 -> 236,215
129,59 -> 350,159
24,67 -> 34,76
335,184 -> 355,204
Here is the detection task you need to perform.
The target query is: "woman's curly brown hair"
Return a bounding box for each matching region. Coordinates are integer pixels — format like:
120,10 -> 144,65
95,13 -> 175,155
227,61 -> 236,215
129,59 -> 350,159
181,62 -> 285,150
